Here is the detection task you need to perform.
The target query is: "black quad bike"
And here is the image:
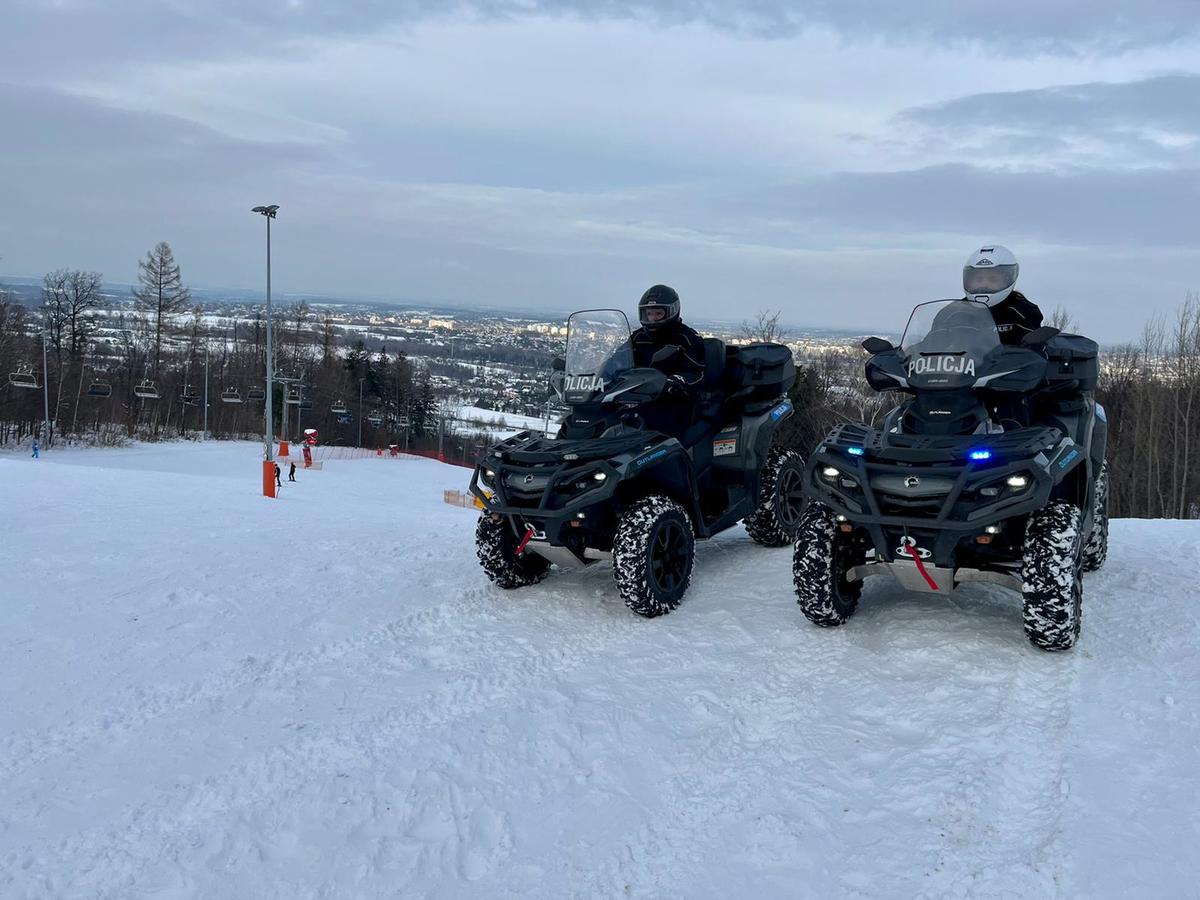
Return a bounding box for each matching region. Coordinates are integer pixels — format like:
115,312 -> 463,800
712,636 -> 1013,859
794,299 -> 1108,651
470,309 -> 802,616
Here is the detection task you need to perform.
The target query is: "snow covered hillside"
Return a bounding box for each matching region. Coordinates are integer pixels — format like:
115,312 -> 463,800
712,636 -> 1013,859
1,443 -> 1196,898
458,405 -> 557,438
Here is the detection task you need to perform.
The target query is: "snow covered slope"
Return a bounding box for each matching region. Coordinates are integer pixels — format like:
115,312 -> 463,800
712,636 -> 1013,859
1,442 -> 1196,899
458,405 -> 557,438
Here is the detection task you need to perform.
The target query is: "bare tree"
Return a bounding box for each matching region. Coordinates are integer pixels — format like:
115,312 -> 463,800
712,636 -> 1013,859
741,309 -> 789,343
1048,305 -> 1076,332
133,241 -> 190,377
42,269 -> 103,437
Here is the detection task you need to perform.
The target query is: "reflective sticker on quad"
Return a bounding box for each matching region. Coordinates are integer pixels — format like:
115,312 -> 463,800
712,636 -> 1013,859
713,437 -> 738,456
907,356 -> 976,377
634,448 -> 668,468
564,374 -> 605,393
770,400 -> 793,420
1057,447 -> 1081,470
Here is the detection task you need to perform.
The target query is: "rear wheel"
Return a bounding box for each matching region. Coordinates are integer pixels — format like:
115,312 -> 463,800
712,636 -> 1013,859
745,446 -> 807,547
613,495 -> 695,617
1022,501 -> 1084,651
1081,461 -> 1109,573
475,514 -> 550,589
793,503 -> 863,627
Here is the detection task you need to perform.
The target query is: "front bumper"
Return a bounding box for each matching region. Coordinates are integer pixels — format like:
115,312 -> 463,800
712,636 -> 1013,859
469,430 -> 634,549
808,423 -> 1083,568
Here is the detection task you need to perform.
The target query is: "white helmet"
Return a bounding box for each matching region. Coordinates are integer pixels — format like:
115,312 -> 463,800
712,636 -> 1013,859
963,244 -> 1019,306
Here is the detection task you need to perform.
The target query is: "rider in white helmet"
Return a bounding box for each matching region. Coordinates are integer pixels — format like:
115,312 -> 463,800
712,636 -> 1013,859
962,245 -> 1044,345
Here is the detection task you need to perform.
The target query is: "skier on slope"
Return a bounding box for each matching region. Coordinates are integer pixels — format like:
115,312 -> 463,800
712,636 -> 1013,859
31,438 -> 39,459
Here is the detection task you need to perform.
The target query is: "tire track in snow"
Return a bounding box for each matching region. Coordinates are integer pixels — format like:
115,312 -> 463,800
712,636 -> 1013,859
1,570 -> 657,897
0,566 -> 491,783
578,574 -> 1087,899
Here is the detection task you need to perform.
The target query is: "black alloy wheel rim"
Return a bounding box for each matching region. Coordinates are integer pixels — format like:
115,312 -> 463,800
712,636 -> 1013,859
777,466 -> 806,528
650,520 -> 688,593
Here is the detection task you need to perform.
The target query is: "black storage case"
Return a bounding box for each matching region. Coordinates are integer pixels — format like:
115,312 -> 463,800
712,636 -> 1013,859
1044,334 -> 1099,390
727,342 -> 796,401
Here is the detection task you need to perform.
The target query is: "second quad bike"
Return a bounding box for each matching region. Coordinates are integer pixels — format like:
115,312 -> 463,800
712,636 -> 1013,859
471,308 -> 803,616
794,299 -> 1108,651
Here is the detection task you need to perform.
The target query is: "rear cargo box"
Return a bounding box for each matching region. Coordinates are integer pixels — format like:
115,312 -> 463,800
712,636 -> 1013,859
728,343 -> 796,401
1045,334 -> 1099,390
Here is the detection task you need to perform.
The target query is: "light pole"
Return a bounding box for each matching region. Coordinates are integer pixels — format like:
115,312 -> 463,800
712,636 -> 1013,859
358,378 -> 363,449
203,342 -> 209,441
252,204 -> 279,465
40,310 -> 50,448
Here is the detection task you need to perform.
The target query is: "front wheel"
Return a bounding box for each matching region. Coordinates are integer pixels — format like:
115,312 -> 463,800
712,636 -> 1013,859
613,495 -> 696,617
475,515 -> 550,589
1022,501 -> 1084,651
744,445 -> 807,547
793,503 -> 863,627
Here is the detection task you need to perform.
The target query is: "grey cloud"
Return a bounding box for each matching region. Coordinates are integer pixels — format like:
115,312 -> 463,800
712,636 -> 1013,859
1,78 -> 1194,342
899,74 -> 1200,166
4,0 -> 1199,84
0,83 -> 329,283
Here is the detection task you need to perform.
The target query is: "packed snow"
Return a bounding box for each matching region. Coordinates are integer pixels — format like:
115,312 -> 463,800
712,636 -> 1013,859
1,442 -> 1196,898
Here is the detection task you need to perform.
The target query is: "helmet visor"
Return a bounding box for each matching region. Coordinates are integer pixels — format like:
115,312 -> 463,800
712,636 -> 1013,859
963,264 -> 1017,296
639,299 -> 679,327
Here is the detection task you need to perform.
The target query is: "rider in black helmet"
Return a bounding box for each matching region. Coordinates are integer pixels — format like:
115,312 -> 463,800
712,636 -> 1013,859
629,284 -> 707,439
631,284 -> 706,384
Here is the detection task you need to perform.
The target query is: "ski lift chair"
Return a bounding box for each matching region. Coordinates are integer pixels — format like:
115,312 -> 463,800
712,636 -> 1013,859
247,386 -> 266,401
368,411 -> 383,427
221,387 -> 243,403
181,385 -> 200,406
285,388 -> 302,405
86,380 -> 113,398
331,399 -> 349,415
8,365 -> 39,389
134,379 -> 160,400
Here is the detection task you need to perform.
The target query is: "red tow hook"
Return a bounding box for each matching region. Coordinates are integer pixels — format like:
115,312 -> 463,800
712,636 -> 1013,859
515,526 -> 535,556
903,542 -> 940,591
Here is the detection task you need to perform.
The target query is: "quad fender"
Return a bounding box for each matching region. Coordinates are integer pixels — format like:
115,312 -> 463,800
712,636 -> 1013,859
1047,396 -> 1106,521
613,440 -> 703,530
1047,438 -> 1091,512
740,398 -> 794,498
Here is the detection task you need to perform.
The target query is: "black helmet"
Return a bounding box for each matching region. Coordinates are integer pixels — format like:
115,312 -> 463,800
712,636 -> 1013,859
638,284 -> 680,330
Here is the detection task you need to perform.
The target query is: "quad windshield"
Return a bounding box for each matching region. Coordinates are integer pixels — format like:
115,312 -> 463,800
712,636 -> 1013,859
564,309 -> 633,380
900,299 -> 1000,388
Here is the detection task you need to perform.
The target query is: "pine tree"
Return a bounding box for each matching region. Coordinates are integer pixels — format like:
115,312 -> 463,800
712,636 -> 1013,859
133,241 -> 190,378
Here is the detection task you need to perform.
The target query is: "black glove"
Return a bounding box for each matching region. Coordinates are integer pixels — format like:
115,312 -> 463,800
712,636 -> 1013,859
666,374 -> 690,395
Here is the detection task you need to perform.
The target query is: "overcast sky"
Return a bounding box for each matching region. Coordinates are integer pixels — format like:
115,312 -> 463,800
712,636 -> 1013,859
2,1 -> 1199,339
